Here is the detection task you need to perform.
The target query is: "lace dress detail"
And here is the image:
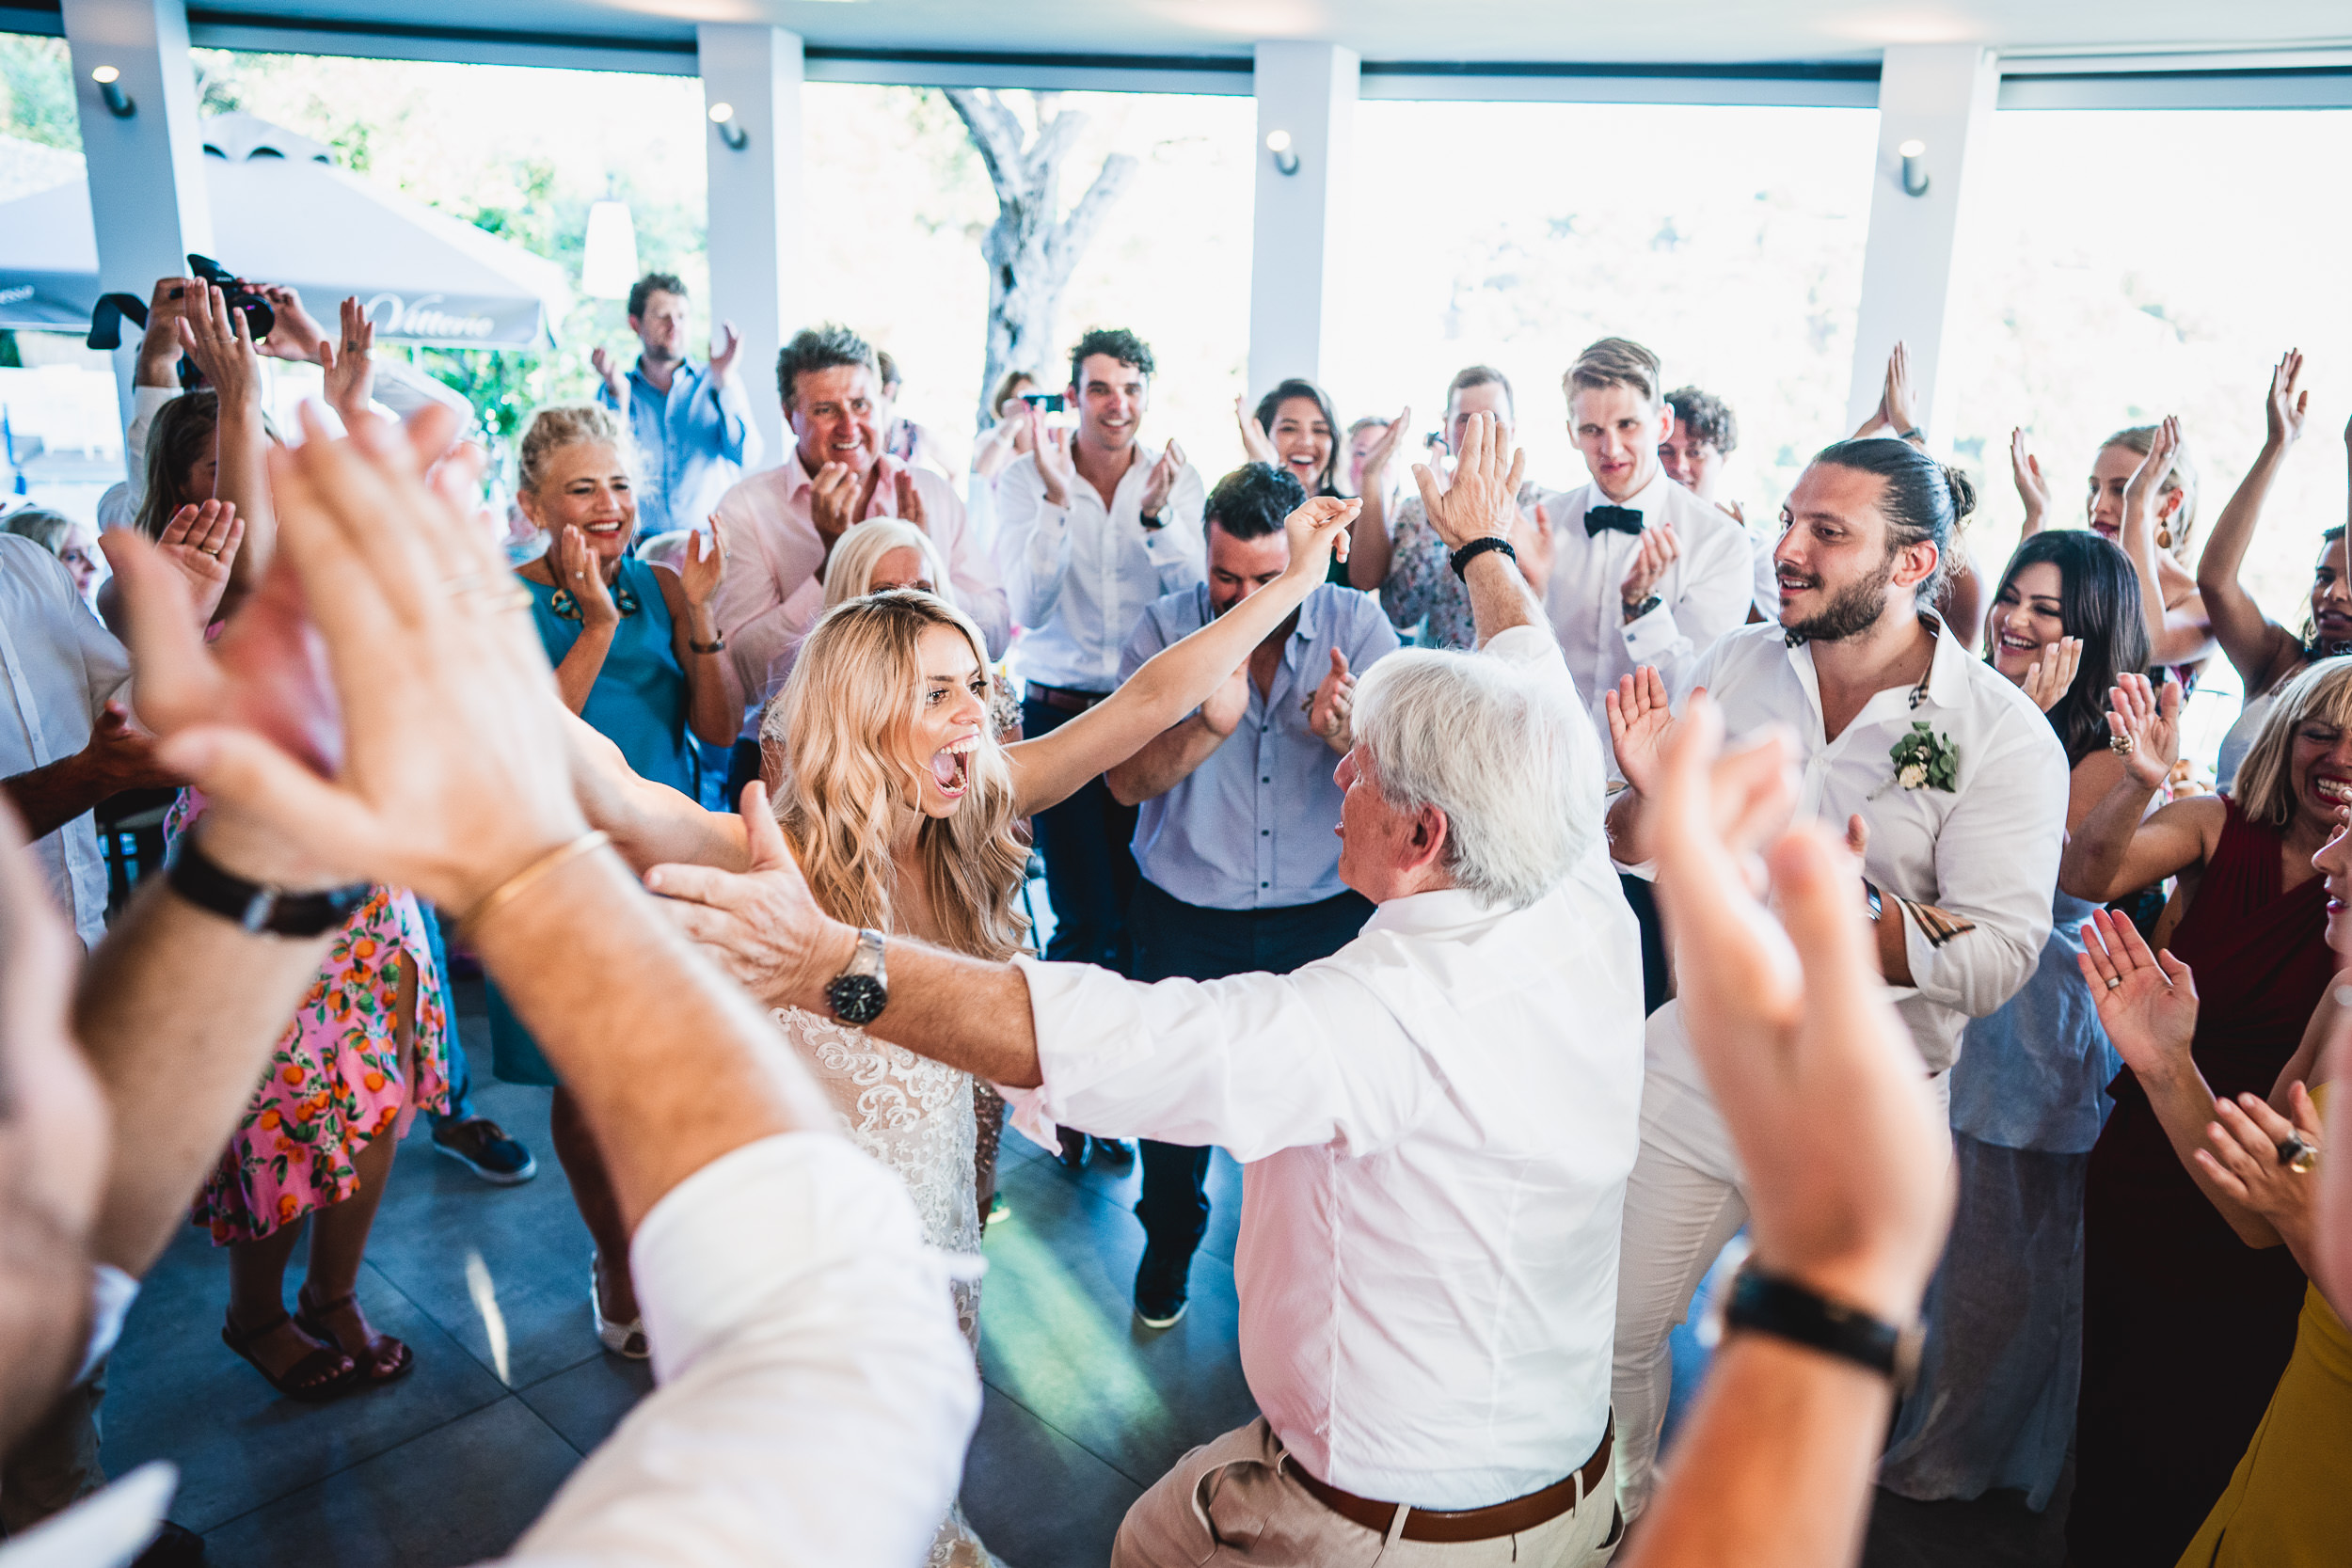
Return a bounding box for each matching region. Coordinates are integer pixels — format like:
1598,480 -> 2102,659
771,1006 -> 1003,1567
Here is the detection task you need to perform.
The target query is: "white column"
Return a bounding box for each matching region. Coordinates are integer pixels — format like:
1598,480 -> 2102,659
1845,44 -> 2001,450
60,0 -> 213,427
697,23 -> 803,469
1248,40 -> 1358,401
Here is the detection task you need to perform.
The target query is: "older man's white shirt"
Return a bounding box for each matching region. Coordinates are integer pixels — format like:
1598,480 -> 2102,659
1011,626 -> 1645,1511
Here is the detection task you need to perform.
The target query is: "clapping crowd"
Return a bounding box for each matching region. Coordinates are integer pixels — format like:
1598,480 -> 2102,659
1,261 -> 2351,1568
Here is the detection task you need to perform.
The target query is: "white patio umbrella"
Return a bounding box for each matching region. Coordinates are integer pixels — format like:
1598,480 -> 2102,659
0,113 -> 570,349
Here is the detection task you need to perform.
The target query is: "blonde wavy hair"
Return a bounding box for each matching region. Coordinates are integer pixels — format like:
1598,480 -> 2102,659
2231,656 -> 2352,830
823,518 -> 951,611
761,591 -> 1029,959
516,404 -> 637,497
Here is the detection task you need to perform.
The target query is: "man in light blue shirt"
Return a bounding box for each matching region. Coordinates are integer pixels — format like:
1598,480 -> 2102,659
1104,463 -> 1398,1328
593,272 -> 762,539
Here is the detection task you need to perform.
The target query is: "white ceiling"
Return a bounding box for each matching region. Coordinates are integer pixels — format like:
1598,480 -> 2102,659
183,0 -> 2352,64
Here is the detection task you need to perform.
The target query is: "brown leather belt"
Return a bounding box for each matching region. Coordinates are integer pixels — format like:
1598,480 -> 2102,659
1291,1420 -> 1613,1544
1025,681 -> 1109,715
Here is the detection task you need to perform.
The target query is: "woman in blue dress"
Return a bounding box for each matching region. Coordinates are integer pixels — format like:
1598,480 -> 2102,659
1878,529 -> 2147,1509
494,404 -> 735,1357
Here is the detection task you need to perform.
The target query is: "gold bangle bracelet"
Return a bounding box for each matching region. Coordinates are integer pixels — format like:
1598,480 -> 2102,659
455,831 -> 611,943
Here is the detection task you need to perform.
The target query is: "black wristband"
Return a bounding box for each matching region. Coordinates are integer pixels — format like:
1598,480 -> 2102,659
1448,535 -> 1517,579
167,837 -> 371,938
1724,1265 -> 1919,1388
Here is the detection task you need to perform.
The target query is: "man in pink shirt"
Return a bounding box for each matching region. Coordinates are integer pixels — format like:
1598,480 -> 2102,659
710,323 -> 1010,794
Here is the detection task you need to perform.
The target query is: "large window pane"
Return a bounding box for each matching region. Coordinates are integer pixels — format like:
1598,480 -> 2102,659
1327,99 -> 1879,515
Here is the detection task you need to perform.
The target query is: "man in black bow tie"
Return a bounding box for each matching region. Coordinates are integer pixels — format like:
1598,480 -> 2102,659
1516,338 -> 1758,1014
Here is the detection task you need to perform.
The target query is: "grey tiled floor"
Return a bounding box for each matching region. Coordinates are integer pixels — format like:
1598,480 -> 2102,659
101,967 -> 2061,1568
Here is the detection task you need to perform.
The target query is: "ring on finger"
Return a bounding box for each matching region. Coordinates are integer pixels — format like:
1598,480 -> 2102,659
2278,1133 -> 2320,1173
2108,734 -> 2136,756
2104,974 -> 2122,990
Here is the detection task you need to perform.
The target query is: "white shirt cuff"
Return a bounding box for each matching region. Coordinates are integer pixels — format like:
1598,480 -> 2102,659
1619,601 -> 1681,664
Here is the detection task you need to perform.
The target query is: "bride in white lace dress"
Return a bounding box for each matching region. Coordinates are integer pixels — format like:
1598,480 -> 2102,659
587,497 -> 1359,1568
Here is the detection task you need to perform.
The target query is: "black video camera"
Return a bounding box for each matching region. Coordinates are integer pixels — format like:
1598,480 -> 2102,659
85,254 -> 275,353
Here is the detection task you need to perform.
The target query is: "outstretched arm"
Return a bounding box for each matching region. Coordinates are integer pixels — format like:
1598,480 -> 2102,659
1006,498 -> 1357,816
2196,352 -> 2312,693
1346,409 -> 1410,592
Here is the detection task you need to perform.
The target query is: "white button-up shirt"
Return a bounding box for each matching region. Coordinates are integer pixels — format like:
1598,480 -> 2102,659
1009,628 -> 1645,1510
0,535 -> 134,952
1536,470 -> 1756,767
993,444 -> 1206,693
1649,615 -> 2068,1074
2,1133 -> 982,1568
711,452 -> 1010,738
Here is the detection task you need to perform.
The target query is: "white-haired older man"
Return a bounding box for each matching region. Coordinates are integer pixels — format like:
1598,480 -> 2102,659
656,413 -> 1645,1568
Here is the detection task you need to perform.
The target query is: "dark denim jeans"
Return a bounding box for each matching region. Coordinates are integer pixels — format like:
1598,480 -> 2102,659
1022,695 -> 1141,973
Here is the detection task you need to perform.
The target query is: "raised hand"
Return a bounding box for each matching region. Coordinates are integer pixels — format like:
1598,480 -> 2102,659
1513,500 -> 1558,598
2122,415 -> 2182,532
1650,694 -> 1950,1323
1604,666 -> 1680,798
1410,410 -> 1526,549
1881,342 -> 1917,438
1619,520 -> 1681,611
1278,494 -> 1359,583
2076,907 -> 2199,1082
1306,647 -> 1356,752
1141,439 -> 1186,522
136,276 -> 193,386
2106,672 -> 2181,789
2019,636 -> 2083,713
894,467 -> 930,533
646,781 -> 832,1003
590,344 -> 628,402
1359,406 -> 1411,489
176,283 -> 264,412
557,525 -> 619,630
151,499 -> 244,626
709,320 -> 743,386
2010,428 -> 2051,531
253,284 -> 328,364
320,297 -> 376,425
679,521 -> 726,610
1030,405 -> 1073,509
809,462 -> 862,545
2196,1085 -> 2323,1241
1200,661 -> 1250,737
2265,349 -> 2311,449
1234,394 -> 1277,466
107,403 -> 587,906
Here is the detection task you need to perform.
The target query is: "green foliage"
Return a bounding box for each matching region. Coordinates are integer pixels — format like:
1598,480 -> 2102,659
0,34 -> 77,150
1888,722 -> 1960,793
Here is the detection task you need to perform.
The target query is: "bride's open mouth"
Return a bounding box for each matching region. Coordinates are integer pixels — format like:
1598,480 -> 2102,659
930,734 -> 978,800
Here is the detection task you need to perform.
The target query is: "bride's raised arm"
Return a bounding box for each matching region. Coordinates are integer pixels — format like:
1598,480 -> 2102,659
1004,496 -> 1358,817
561,701 -> 753,873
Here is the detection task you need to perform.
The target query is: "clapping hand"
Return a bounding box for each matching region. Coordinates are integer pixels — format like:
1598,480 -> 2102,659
1513,500 -> 1558,598
1140,440 -> 1186,523
894,467 -> 930,533
1359,406 -> 1411,489
1619,520 -> 1681,610
1234,395 -> 1277,466
2076,907 -> 2200,1081
2019,636 -> 2083,713
809,462 -> 862,545
319,297 -> 376,427
709,320 -> 743,386
591,344 -> 628,402
1650,694 -> 1950,1323
1410,410 -> 1525,549
556,525 -> 619,630
2106,672 -> 2181,789
151,499 -> 244,626
1854,342 -> 1918,442
1030,405 -> 1074,509
1305,647 -> 1356,752
2121,415 -> 2182,538
679,521 -> 726,610
177,283 -> 264,412
2265,349 -> 2311,449
1605,665 -> 1681,798
2196,1085 -> 2324,1247
2010,428 -> 2051,531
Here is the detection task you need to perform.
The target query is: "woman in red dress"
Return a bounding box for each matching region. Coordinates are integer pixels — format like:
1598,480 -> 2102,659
2058,657 -> 2352,1563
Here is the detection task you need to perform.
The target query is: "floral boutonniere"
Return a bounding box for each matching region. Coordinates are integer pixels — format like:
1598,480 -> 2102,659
1882,721 -> 1959,795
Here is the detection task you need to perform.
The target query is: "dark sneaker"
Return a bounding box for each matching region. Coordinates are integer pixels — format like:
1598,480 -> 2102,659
1134,1245 -> 1192,1329
133,1522 -> 206,1568
432,1117 -> 537,1184
1091,1137 -> 1136,1166
1055,1125 -> 1090,1173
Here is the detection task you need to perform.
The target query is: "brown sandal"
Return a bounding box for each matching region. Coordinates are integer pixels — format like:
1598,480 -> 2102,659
221,1308 -> 358,1402
295,1286 -> 414,1385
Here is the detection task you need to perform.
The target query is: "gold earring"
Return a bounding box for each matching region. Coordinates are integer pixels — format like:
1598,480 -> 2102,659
2155,526 -> 2173,549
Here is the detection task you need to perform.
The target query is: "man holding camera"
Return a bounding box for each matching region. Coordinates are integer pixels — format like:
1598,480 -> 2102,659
994,328 -> 1205,979
593,272 -> 762,539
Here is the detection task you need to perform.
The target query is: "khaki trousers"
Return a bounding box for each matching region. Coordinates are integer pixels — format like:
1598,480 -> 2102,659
1112,1418 -> 1620,1567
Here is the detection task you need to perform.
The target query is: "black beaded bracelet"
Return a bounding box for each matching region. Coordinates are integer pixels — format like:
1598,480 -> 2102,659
1724,1265 -> 1921,1390
167,837 -> 371,938
1448,535 -> 1517,578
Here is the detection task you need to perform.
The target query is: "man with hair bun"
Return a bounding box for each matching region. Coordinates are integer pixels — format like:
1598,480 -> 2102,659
1597,435 -> 2071,1522
1103,462 -> 1400,1329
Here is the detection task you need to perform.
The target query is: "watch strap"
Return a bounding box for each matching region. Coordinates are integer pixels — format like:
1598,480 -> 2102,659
1724,1265 -> 1916,1388
1448,535 -> 1517,579
167,837 -> 370,938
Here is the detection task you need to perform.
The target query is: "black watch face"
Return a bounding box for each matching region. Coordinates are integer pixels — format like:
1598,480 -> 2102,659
828,973 -> 888,1026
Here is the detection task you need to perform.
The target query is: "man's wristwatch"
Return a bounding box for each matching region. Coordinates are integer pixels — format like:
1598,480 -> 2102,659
1722,1263 -> 1922,1390
1622,593 -> 1663,624
1138,508 -> 1165,531
826,927 -> 890,1025
167,838 -> 371,938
